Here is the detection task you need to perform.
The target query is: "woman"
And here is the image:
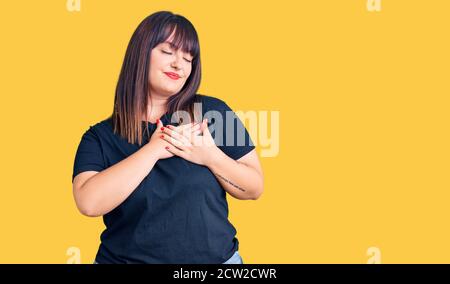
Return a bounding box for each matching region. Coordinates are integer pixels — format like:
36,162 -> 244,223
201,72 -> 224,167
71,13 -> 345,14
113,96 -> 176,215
72,11 -> 264,264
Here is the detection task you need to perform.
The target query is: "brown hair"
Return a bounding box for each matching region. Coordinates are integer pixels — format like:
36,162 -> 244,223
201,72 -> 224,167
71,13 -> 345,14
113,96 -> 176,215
111,11 -> 202,145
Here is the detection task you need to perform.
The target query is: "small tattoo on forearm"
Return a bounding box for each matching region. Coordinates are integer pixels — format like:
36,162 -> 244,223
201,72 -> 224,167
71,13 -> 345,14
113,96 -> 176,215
213,172 -> 246,192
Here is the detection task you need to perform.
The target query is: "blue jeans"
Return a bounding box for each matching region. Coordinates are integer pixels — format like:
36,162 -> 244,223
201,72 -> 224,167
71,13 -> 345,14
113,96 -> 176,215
222,251 -> 244,264
93,251 -> 244,264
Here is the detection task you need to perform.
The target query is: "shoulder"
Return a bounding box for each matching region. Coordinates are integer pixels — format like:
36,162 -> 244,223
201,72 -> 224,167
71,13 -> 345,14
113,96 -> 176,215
81,117 -> 113,140
96,117 -> 114,131
195,94 -> 232,112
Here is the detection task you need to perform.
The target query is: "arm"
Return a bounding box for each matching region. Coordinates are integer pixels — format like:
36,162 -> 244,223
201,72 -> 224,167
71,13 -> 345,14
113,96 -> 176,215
161,119 -> 264,200
206,148 -> 264,200
72,144 -> 159,217
72,119 -> 175,217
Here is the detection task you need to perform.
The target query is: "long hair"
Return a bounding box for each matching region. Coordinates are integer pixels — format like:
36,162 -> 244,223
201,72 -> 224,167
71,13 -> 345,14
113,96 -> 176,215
111,11 -> 202,145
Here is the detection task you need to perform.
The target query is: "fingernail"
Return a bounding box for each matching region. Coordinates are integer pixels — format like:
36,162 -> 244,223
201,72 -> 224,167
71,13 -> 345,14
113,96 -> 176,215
160,135 -> 164,138
156,119 -> 159,123
165,146 -> 169,150
166,125 -> 171,129
161,127 -> 164,131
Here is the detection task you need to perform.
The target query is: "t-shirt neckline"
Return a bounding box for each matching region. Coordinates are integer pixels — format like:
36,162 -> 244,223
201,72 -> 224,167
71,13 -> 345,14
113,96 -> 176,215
141,112 -> 171,126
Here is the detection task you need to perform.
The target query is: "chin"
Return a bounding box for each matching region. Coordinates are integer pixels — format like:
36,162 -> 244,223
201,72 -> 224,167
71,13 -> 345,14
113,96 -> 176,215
162,86 -> 180,93
156,88 -> 179,97
164,83 -> 183,92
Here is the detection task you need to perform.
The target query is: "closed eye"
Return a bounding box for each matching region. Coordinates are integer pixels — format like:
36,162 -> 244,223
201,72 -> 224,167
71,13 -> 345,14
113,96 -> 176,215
162,50 -> 192,63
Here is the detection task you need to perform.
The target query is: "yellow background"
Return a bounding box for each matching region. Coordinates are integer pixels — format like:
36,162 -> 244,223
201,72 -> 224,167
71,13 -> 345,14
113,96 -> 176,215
0,0 -> 449,263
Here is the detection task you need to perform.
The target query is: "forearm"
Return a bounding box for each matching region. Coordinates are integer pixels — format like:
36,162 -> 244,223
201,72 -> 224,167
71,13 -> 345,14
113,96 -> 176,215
206,148 -> 263,200
76,144 -> 159,216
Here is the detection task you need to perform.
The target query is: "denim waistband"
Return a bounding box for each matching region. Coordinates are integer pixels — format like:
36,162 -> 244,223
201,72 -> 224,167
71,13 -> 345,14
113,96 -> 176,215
93,251 -> 244,264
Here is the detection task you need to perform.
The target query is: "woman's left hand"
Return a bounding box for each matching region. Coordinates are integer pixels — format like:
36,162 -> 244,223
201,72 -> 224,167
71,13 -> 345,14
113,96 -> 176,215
160,119 -> 220,166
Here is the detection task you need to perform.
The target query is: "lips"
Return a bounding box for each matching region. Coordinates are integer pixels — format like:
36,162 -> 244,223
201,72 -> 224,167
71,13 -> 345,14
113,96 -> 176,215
164,72 -> 180,80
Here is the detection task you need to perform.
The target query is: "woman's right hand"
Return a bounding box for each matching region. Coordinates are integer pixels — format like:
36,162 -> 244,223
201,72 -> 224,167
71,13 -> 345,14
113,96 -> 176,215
146,119 -> 201,160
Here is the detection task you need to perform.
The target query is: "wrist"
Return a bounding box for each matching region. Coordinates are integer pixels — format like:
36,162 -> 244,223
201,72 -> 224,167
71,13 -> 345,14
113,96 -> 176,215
142,143 -> 161,163
205,146 -> 226,169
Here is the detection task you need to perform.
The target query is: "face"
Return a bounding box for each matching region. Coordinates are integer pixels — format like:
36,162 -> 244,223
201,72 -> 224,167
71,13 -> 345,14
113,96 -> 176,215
148,33 -> 194,98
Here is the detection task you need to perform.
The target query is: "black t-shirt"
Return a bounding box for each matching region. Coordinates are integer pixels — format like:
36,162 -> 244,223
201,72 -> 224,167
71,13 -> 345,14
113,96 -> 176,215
72,94 -> 255,264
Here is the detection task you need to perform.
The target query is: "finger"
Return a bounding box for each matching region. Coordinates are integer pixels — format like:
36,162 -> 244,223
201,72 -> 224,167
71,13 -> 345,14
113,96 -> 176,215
191,129 -> 202,137
175,121 -> 197,131
160,133 -> 184,150
156,118 -> 163,130
188,130 -> 202,143
162,126 -> 190,143
160,132 -> 191,150
164,145 -> 187,159
189,123 -> 201,131
202,118 -> 213,138
201,118 -> 209,133
179,123 -> 201,137
192,133 -> 211,147
162,126 -> 193,145
167,122 -> 200,134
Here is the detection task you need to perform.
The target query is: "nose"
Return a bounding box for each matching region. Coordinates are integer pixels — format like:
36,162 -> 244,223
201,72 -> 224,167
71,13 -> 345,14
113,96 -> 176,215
170,54 -> 183,70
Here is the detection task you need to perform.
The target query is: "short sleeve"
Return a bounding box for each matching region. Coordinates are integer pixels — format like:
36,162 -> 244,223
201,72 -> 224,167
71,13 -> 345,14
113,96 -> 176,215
205,98 -> 255,160
72,127 -> 106,182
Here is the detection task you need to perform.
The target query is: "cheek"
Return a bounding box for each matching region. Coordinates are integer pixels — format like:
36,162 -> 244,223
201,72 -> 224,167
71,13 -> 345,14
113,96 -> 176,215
184,64 -> 193,78
150,57 -> 164,71
149,51 -> 169,70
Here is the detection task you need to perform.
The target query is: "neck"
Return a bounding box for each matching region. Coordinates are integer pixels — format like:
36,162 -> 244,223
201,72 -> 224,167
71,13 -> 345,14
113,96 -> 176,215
143,93 -> 170,122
